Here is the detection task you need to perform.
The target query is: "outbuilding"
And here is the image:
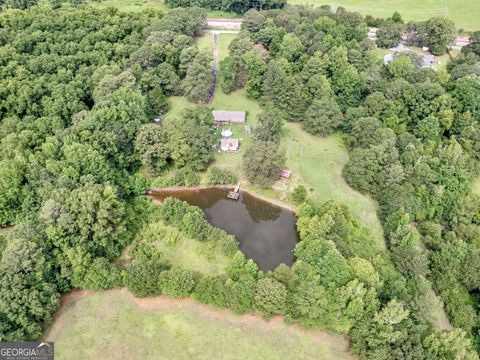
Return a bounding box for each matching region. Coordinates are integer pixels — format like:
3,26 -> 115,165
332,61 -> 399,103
220,138 -> 239,152
276,169 -> 292,179
213,110 -> 246,125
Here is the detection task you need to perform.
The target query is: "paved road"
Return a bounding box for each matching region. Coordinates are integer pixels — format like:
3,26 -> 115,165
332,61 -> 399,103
207,18 -> 243,29
203,29 -> 240,34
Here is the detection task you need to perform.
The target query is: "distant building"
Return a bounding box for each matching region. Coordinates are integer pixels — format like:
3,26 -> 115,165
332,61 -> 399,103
213,110 -> 246,125
276,169 -> 292,179
422,54 -> 435,68
220,138 -> 239,152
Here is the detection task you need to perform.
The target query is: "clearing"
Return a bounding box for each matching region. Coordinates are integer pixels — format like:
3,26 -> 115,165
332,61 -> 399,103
165,32 -> 384,246
44,289 -> 353,360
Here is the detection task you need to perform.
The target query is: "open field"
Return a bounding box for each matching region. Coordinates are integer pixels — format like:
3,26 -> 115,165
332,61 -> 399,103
85,0 -> 236,18
44,289 -> 353,360
290,0 -> 480,31
281,123 -> 384,247
84,0 -> 480,31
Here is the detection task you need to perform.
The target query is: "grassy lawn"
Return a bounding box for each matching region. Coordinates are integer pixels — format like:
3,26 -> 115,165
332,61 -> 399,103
136,219 -> 231,276
281,123 -> 384,247
85,0 -> 167,12
472,177 -> 480,195
290,0 -> 480,31
44,289 -> 353,360
85,0 -> 237,17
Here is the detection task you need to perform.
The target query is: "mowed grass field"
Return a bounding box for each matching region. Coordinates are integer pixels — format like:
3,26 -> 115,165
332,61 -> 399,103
281,123 -> 384,247
44,289 -> 353,360
84,0 -> 480,31
290,0 -> 480,30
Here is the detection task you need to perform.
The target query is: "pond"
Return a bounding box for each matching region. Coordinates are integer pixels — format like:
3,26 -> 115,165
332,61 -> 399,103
150,187 -> 299,272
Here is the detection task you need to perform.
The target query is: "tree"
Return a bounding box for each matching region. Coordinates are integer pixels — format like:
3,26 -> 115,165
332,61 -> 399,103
182,51 -> 212,103
158,267 -> 197,298
292,185 -> 307,205
278,33 -> 304,62
453,75 -> 480,122
254,111 -> 283,143
166,106 -> 214,170
245,50 -> 267,99
135,124 -> 171,176
126,260 -> 164,298
207,167 -> 237,185
377,20 -> 405,48
0,225 -> 60,341
423,329 -> 478,360
193,276 -> 227,307
225,276 -> 257,314
425,17 -> 456,55
254,278 -> 287,319
302,97 -> 343,136
243,141 -> 285,187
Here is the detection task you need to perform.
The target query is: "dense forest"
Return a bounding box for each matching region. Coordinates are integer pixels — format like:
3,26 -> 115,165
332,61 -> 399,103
0,2 -> 480,360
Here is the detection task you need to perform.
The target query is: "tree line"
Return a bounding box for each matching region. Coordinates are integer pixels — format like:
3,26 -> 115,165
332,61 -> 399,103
0,6 -> 213,341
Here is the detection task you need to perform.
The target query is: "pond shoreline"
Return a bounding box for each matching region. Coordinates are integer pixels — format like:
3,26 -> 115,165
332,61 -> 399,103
148,185 -> 297,213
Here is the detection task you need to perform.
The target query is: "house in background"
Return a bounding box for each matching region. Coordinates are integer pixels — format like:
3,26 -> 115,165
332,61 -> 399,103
220,138 -> 239,152
422,54 -> 435,68
213,110 -> 246,125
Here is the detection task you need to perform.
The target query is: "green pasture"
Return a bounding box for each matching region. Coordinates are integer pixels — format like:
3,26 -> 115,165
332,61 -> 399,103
290,0 -> 480,31
44,290 -> 353,360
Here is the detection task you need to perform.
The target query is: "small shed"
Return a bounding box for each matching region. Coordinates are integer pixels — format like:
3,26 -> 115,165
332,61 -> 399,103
220,138 -> 239,152
422,54 -> 435,68
276,169 -> 292,179
213,110 -> 246,125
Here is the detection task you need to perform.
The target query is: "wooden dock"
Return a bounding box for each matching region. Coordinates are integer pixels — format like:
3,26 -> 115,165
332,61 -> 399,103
227,183 -> 240,200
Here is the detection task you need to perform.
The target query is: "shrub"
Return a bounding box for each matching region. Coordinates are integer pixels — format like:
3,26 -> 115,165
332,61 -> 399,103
292,185 -> 307,204
181,209 -> 210,241
225,276 -> 257,314
254,278 -> 287,319
158,267 -> 197,298
126,260 -> 165,297
207,166 -> 238,185
193,275 -> 228,307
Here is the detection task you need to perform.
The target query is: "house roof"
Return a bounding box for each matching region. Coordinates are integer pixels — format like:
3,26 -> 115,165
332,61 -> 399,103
422,54 -> 435,68
220,138 -> 238,151
212,110 -> 246,123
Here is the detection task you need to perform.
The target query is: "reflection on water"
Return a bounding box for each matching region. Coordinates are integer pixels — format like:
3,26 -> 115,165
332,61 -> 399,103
150,187 -> 299,271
